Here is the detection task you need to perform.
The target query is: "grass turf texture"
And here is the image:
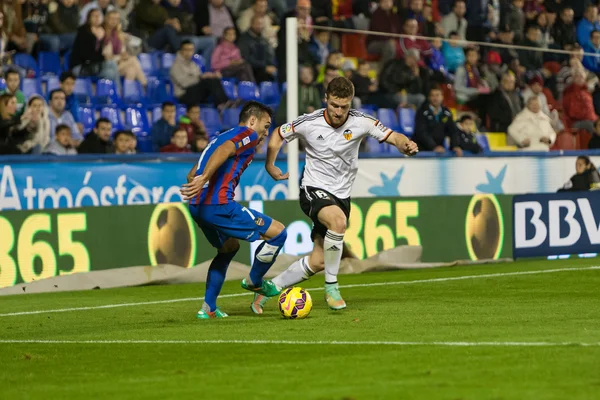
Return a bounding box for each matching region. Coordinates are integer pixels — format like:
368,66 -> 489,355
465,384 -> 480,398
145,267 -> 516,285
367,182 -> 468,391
1,258 -> 599,400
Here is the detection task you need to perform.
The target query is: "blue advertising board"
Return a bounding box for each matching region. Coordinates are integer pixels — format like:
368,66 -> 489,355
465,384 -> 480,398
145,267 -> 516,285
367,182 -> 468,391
0,155 -> 302,211
513,191 -> 600,258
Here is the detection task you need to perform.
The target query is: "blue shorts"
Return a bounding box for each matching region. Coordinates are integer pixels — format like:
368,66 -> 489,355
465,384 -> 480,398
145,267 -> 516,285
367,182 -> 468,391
189,202 -> 273,249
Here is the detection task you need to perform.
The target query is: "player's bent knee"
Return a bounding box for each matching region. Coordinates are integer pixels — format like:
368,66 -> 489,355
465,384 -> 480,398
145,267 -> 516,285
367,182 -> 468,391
330,217 -> 347,233
265,219 -> 286,238
219,239 -> 240,254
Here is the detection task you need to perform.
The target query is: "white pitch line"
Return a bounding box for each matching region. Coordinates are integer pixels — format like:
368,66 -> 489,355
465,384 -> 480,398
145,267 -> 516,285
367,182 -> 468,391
0,339 -> 599,347
1,265 -> 598,318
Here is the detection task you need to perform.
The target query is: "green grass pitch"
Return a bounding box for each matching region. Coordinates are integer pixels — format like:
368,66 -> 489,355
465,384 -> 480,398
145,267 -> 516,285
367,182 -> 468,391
1,258 -> 599,400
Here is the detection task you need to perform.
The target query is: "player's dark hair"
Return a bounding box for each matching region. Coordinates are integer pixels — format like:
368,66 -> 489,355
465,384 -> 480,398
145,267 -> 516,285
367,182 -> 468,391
5,69 -> 20,80
55,124 -> 71,135
459,114 -> 473,124
464,47 -> 478,56
180,40 -> 194,50
186,103 -> 200,112
448,30 -> 459,37
59,71 -> 76,83
95,117 -> 111,128
591,29 -> 600,39
429,85 -> 443,95
326,76 -> 355,99
114,130 -> 135,140
172,128 -> 187,138
162,101 -> 176,110
238,101 -> 273,124
49,89 -> 66,100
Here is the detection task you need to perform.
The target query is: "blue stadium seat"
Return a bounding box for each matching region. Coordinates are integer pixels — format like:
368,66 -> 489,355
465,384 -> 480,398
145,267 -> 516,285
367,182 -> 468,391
46,76 -> 60,95
377,108 -> 400,132
38,52 -> 61,78
238,81 -> 259,101
160,53 -> 176,77
74,78 -> 93,105
22,78 -> 43,97
192,54 -> 206,73
398,107 -> 415,136
138,53 -> 158,77
100,106 -> 123,130
125,106 -> 151,148
0,78 -> 6,91
13,53 -> 39,77
476,134 -> 490,152
146,77 -> 172,106
200,107 -> 221,134
366,136 -> 387,153
95,79 -> 119,106
259,81 -> 280,105
136,130 -> 153,153
78,106 -> 96,133
63,50 -> 71,71
221,79 -> 237,100
221,107 -> 241,131
151,106 -> 162,122
122,80 -> 145,105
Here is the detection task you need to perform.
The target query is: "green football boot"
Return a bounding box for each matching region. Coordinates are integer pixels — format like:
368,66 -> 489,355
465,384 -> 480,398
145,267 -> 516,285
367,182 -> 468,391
325,283 -> 346,310
197,308 -> 229,319
241,278 -> 281,297
250,293 -> 271,315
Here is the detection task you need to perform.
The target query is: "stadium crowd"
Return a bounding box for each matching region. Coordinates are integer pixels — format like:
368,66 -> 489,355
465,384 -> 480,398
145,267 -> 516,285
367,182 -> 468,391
1,0 -> 600,155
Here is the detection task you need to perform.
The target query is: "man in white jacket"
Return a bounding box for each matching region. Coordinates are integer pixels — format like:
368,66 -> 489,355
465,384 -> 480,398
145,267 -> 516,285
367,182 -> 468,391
508,96 -> 556,151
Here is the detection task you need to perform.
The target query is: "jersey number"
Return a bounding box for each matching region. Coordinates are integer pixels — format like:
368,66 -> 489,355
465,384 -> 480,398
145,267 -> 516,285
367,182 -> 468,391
314,190 -> 330,199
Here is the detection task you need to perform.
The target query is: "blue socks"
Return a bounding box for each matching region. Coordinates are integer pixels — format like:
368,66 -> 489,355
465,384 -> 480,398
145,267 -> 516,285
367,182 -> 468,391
204,251 -> 237,312
249,229 -> 288,287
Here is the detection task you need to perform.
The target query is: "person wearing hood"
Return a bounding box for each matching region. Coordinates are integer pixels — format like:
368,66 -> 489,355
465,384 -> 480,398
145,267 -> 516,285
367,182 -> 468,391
508,96 -> 556,151
558,156 -> 600,192
78,118 -> 114,154
17,94 -> 51,154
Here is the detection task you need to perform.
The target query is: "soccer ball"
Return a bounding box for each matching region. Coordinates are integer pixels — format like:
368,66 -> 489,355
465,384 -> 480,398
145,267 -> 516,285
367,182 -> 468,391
278,287 -> 313,319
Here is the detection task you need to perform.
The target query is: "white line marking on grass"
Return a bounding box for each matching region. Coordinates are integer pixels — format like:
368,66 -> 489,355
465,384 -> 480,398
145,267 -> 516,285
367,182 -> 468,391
1,266 -> 598,318
1,339 -> 599,347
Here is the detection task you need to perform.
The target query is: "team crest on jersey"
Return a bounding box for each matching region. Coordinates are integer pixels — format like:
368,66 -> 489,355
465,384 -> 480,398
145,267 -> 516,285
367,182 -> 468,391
343,129 -> 353,140
281,123 -> 293,135
254,217 -> 265,226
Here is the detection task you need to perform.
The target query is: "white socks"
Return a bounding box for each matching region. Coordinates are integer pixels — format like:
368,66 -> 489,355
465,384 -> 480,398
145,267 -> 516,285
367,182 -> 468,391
272,257 -> 315,291
324,230 -> 344,284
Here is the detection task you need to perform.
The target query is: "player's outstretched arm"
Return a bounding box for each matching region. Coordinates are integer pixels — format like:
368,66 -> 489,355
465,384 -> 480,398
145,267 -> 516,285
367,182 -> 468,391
265,127 -> 289,181
386,132 -> 418,156
181,141 -> 236,200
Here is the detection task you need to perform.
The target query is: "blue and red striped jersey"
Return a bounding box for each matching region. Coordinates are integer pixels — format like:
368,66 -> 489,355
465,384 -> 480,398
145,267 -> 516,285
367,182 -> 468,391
191,126 -> 259,205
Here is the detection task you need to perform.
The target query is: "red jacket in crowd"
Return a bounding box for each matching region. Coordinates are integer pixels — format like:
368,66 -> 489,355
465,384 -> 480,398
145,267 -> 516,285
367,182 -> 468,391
160,144 -> 192,153
562,83 -> 598,125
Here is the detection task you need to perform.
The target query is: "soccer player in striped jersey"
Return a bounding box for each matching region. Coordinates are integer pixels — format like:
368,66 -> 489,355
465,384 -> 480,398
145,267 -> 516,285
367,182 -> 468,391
181,101 -> 285,319
251,77 -> 418,312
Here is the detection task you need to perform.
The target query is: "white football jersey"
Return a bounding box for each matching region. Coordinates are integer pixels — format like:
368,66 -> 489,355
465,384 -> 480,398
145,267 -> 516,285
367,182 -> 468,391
279,109 -> 393,198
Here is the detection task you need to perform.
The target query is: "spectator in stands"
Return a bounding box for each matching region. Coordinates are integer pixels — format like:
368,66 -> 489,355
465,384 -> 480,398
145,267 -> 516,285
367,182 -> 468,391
160,128 -> 192,152
170,40 -> 229,107
191,131 -> 208,152
276,0 -> 314,83
22,0 -> 49,53
556,45 -> 599,100
563,69 -> 598,134
487,72 -> 523,133
351,61 -> 377,106
441,31 -> 465,73
536,11 -> 554,50
455,114 -> 482,153
421,2 -> 441,37
502,0 -> 525,42
463,0 -> 489,41
524,0 -> 544,21
413,86 -> 460,155
518,24 -> 543,73
441,0 -> 467,40
577,4 -> 600,50
481,51 -> 504,92
0,70 -> 25,117
115,0 -> 133,31
308,24 -> 331,68
103,11 -> 148,86
211,26 -> 255,81
79,0 -> 115,26
58,72 -> 83,133
316,52 -> 343,83
128,133 -> 137,153
454,47 -> 490,104
0,93 -> 25,154
400,0 -> 427,35
583,30 -> 600,74
558,155 -> 600,191
496,24 -> 519,64
367,0 -> 400,67
134,0 -> 181,54
507,57 -> 527,90
589,120 -> 600,149
163,0 -> 215,61
0,0 -> 27,52
428,37 -> 448,80
78,118 -> 114,153
151,101 -> 177,152
552,7 -> 576,50
195,0 -> 236,39
317,64 -> 341,101
178,104 -> 208,144
508,96 -> 555,151
48,89 -> 82,142
18,95 -> 50,154
397,18 -> 432,66
238,15 -> 277,82
277,65 -> 321,123
237,0 -> 277,47
113,130 -> 136,154
44,124 -> 77,155
71,9 -> 121,92
391,49 -> 429,108
522,74 -> 563,131
43,0 -> 78,53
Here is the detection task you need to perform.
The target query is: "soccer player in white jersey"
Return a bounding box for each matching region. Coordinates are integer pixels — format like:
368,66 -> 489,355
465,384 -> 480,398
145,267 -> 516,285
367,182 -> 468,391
251,76 -> 419,312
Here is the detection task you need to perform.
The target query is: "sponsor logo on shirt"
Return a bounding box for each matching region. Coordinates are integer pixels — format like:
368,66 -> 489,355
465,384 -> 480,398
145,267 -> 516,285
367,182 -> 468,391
242,136 -> 251,146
